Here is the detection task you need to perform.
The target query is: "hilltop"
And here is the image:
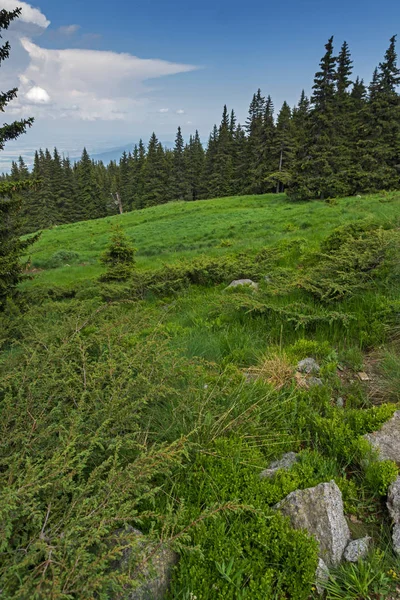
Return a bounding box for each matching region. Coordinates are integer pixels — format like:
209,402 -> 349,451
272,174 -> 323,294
25,191 -> 400,287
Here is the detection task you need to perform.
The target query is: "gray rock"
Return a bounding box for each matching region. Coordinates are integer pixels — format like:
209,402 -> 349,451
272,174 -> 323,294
260,452 -> 299,479
110,526 -> 178,599
308,377 -> 323,387
297,358 -> 320,374
387,476 -> 400,523
393,524 -> 400,555
227,279 -> 258,290
336,397 -> 344,408
344,537 -> 371,562
315,558 -> 330,595
364,411 -> 400,463
276,480 -> 351,566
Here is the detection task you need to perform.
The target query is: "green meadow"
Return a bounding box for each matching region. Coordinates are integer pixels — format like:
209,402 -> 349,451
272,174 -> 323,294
2,191 -> 400,599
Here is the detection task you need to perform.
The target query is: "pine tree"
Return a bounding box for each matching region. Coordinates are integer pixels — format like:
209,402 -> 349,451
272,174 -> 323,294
269,101 -> 293,193
366,36 -> 400,190
186,130 -> 204,201
210,105 -> 234,197
118,151 -> 130,210
0,7 -> 38,308
142,133 -> 165,207
288,37 -> 338,200
173,126 -> 188,200
76,148 -> 105,220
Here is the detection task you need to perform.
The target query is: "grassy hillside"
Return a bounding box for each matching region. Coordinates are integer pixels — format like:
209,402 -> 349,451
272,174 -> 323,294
25,191 -> 399,286
2,191 -> 400,599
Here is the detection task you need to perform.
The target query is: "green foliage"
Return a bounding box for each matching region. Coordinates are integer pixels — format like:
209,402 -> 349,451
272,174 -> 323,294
323,550 -> 397,600
364,460 -> 398,496
169,439 -> 319,599
99,225 -> 136,282
301,222 -> 399,301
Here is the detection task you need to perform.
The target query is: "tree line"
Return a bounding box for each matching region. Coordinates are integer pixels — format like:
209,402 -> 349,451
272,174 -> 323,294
3,34 -> 400,234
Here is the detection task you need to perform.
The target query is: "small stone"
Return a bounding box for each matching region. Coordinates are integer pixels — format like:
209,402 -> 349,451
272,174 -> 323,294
260,452 -> 299,479
315,558 -> 330,595
364,411 -> 400,464
297,358 -> 320,374
344,537 -> 371,562
357,372 -> 370,382
393,523 -> 400,555
307,377 -> 323,388
276,480 -> 350,566
227,279 -> 258,290
388,477 -> 400,524
336,397 -> 344,408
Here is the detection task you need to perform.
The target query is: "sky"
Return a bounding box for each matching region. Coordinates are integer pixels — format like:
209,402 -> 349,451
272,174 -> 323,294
2,0 -> 400,170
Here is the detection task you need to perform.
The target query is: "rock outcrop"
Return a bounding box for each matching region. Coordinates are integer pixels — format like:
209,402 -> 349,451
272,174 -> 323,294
276,480 -> 351,566
364,411 -> 400,463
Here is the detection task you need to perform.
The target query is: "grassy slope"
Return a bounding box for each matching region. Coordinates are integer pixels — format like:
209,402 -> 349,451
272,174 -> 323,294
25,191 -> 399,287
3,191 -> 400,599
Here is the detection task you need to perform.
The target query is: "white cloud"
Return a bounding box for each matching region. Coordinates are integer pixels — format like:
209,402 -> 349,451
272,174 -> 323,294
158,108 -> 169,113
26,86 -> 50,103
2,0 -> 50,29
14,37 -> 198,122
176,109 -> 185,114
58,24 -> 81,36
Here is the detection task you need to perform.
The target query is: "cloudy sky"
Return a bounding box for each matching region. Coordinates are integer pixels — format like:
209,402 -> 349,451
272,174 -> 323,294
2,0 -> 400,170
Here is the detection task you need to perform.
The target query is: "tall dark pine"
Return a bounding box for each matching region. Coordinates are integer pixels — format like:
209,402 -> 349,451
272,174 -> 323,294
142,133 -> 165,207
0,7 -> 38,308
173,126 -> 188,200
288,36 -> 338,200
367,35 -> 400,190
186,130 -> 204,201
76,148 -> 105,220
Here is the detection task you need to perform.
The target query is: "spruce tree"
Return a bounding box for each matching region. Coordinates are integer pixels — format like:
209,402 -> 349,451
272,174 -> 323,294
76,148 -> 106,220
0,7 -> 38,308
288,37 -> 338,200
186,130 -> 204,200
366,36 -> 400,190
142,133 -> 165,206
173,126 -> 188,200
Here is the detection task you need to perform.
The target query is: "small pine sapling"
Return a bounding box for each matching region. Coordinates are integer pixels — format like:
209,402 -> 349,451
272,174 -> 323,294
99,225 -> 136,282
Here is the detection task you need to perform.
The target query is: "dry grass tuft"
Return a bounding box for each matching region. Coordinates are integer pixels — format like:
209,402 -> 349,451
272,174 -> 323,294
247,353 -> 295,390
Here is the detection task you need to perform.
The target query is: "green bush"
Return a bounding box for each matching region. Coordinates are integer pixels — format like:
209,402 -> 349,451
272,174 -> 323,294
168,438 -> 319,600
364,460 -> 398,496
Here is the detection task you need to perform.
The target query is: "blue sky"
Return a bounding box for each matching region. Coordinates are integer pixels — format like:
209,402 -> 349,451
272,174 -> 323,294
2,0 -> 400,169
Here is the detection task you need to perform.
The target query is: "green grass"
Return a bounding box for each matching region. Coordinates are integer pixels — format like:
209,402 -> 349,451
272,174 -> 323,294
2,190 -> 400,599
24,191 -> 400,287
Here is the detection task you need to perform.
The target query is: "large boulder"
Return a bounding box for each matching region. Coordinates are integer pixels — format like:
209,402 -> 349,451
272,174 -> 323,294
276,481 -> 350,566
260,452 -> 299,479
364,411 -> 400,463
110,527 -> 178,599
